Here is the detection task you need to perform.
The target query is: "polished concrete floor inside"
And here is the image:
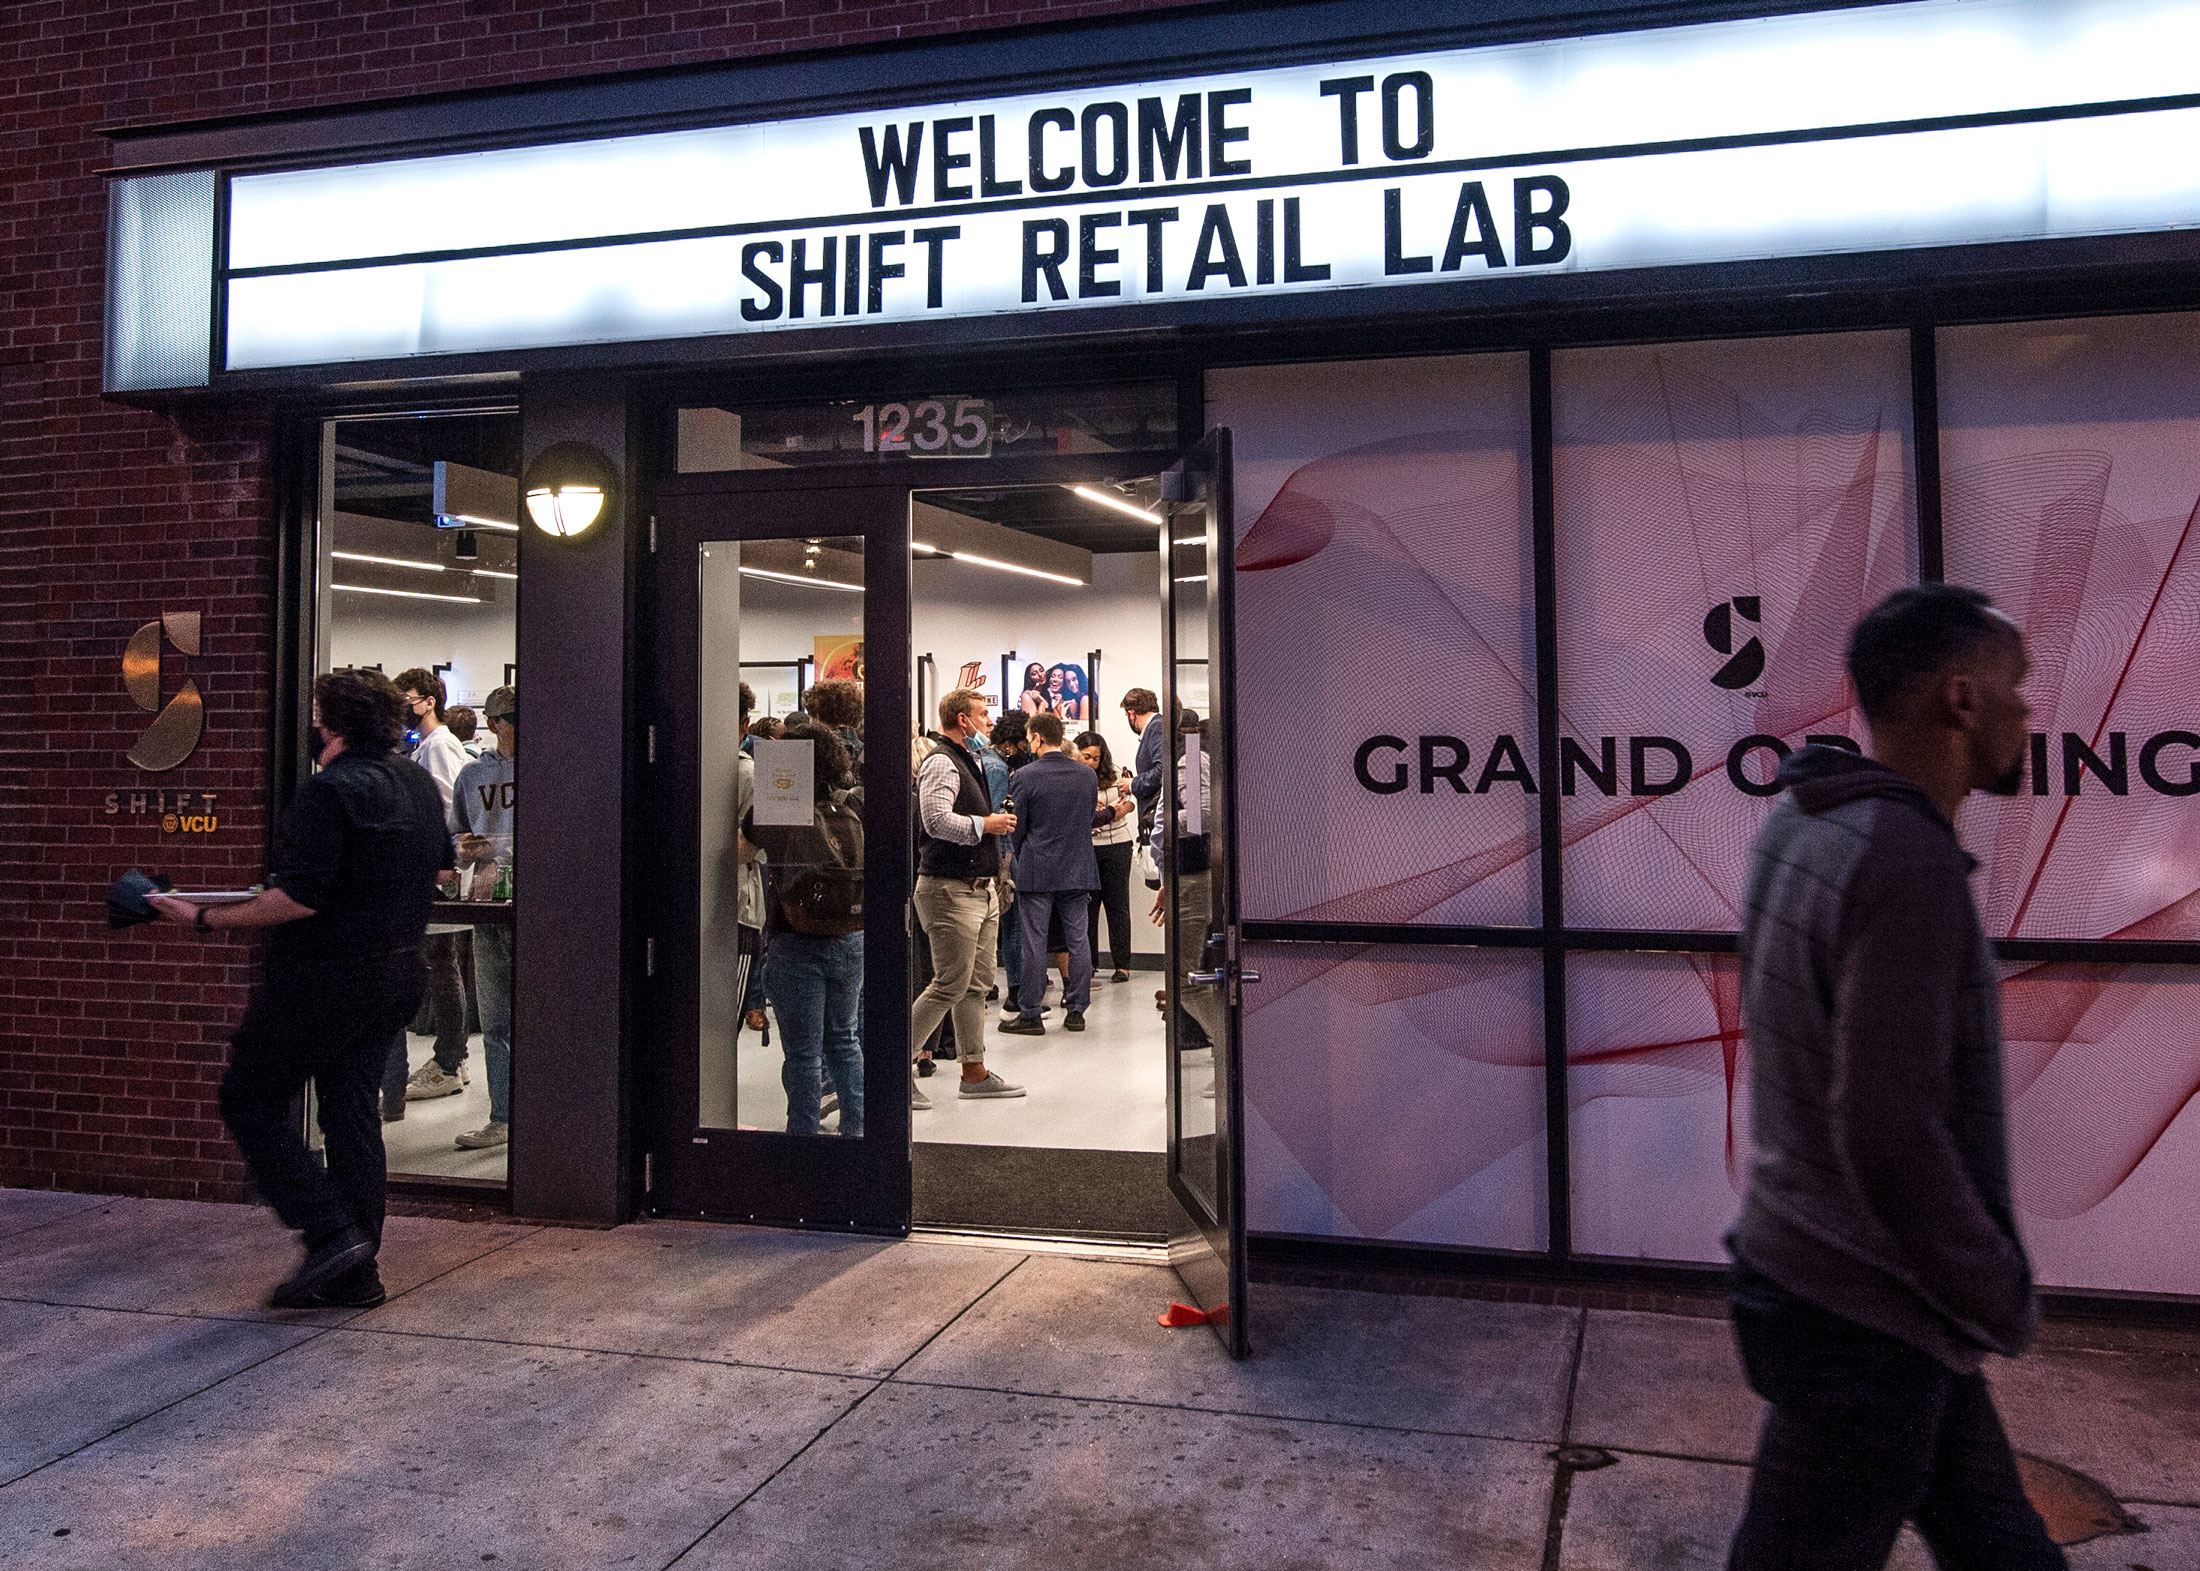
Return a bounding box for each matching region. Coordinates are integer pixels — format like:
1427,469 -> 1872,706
1,1188 -> 2193,1569
385,967 -> 1176,1202
381,1032 -> 508,1184
729,965 -> 1172,1152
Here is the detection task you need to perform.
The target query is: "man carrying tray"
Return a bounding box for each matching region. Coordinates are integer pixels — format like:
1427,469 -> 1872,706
151,669 -> 451,1309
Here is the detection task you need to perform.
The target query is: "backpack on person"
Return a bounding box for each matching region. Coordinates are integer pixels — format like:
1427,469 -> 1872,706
747,785 -> 865,935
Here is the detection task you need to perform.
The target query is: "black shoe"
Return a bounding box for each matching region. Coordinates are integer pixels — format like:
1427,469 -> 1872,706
999,1015 -> 1045,1036
305,1263 -> 386,1309
1112,970 -> 1131,983
985,986 -> 999,1002
381,1097 -> 405,1123
1004,990 -> 1021,1012
1065,1011 -> 1086,1032
269,1228 -> 375,1309
916,1056 -> 936,1078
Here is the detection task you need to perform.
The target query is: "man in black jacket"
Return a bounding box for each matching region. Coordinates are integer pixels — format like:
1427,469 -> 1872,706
153,670 -> 452,1310
1727,585 -> 2061,1568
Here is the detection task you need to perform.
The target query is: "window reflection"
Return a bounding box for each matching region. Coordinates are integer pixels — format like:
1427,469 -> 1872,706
700,538 -> 868,1136
314,411 -> 521,1184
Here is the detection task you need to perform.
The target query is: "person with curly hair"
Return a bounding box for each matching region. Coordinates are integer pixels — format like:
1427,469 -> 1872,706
803,678 -> 865,769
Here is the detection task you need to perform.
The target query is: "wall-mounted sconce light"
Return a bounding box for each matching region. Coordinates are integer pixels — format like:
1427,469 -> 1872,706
522,442 -> 617,539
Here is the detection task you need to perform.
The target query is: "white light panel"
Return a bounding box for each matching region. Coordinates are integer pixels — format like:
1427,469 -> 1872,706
127,0 -> 2200,372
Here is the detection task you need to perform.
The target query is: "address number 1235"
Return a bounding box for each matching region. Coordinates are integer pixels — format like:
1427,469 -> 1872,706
853,399 -> 992,457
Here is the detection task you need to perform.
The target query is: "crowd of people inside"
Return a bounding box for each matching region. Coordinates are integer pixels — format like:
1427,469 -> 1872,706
725,674 -> 1186,1131
382,668 -> 518,1154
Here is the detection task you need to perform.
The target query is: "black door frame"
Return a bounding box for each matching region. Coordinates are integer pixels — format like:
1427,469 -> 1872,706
645,478 -> 913,1230
643,448 -> 1182,1233
1157,429 -> 1251,1357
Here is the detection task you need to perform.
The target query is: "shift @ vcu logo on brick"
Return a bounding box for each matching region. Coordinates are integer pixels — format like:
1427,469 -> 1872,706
105,609 -> 219,833
124,609 -> 205,772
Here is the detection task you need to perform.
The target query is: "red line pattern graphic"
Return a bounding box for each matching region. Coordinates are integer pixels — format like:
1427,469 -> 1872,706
1938,315 -> 2200,1280
1225,331 -> 2200,1290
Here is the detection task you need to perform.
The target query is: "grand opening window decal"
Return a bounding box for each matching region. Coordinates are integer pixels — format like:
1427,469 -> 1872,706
1938,312 -> 2200,1297
1217,353 -> 1536,930
1942,314 -> 2200,944
1241,943 -> 1546,1252
1551,331 -> 1915,931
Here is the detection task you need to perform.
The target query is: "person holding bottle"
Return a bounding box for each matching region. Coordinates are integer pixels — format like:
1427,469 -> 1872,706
449,685 -> 516,1151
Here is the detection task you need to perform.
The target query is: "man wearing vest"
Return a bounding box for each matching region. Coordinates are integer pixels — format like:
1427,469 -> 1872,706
910,687 -> 1026,1105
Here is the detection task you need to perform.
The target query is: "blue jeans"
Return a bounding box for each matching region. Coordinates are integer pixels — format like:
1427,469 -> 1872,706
764,932 -> 864,1137
1727,1265 -> 2064,1570
472,924 -> 513,1126
1017,889 -> 1091,1018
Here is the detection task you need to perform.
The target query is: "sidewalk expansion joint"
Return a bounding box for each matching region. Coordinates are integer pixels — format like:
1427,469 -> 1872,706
655,1250 -> 1035,1571
880,1373 -> 1567,1447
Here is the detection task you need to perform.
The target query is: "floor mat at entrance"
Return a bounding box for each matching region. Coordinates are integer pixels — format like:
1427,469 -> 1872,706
913,1144 -> 1171,1240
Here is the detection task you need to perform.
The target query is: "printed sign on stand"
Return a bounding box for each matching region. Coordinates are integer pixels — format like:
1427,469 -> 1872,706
751,738 -> 816,825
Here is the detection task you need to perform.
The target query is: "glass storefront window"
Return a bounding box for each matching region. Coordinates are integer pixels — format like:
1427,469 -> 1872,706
1552,331 -> 1915,932
1210,353 -> 1538,929
314,409 -> 522,1185
1939,312 -> 2200,944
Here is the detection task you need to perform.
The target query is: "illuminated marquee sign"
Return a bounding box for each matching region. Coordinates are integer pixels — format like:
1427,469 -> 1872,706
105,0 -> 2200,379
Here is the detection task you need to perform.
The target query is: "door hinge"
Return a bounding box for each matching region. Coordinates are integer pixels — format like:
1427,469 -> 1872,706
647,724 -> 656,764
646,936 -> 656,977
648,514 -> 658,553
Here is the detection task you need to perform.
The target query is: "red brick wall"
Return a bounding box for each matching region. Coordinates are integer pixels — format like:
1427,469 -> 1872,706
0,0 -> 1188,1198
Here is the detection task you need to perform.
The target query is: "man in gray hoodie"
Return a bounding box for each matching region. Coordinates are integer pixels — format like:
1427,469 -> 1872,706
1727,584 -> 2062,1568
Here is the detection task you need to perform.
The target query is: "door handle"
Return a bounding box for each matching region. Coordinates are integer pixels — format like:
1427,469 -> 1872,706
1239,970 -> 1260,984
1189,968 -> 1260,985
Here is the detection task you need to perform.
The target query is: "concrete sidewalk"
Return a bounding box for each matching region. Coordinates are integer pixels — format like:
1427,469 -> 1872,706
0,1189 -> 2192,1569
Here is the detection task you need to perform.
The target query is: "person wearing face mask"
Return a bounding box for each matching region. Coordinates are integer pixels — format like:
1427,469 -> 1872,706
448,686 -> 518,1151
148,669 -> 451,1310
391,668 -> 475,1116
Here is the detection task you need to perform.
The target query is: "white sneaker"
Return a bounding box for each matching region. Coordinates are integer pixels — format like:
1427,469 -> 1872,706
454,1122 -> 509,1149
911,1084 -> 932,1110
957,1071 -> 1026,1100
405,1062 -> 467,1101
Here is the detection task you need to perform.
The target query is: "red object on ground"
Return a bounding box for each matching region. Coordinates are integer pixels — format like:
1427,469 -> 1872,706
1158,1302 -> 1217,1327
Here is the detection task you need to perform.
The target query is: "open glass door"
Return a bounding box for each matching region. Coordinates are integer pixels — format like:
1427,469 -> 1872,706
646,478 -> 913,1231
1159,429 -> 1250,1357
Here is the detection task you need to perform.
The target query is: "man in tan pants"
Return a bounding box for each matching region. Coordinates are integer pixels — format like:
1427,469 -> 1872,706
911,688 -> 1025,1105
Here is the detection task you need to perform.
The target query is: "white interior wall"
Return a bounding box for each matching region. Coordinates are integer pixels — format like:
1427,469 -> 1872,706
327,583 -> 518,708
912,550 -> 1165,958
732,548 -> 1165,774
910,551 -> 1160,770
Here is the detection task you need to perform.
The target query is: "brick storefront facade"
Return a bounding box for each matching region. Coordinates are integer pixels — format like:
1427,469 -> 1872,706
0,0 -> 1185,1199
